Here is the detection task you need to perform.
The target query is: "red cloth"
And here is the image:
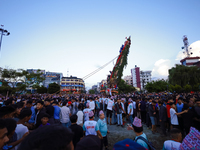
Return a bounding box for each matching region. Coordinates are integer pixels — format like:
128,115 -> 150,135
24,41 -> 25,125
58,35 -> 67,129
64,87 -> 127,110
166,103 -> 171,118
175,99 -> 178,104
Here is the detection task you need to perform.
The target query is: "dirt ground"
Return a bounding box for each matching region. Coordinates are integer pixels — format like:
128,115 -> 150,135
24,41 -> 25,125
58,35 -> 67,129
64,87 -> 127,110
94,114 -> 170,150
106,123 -> 170,150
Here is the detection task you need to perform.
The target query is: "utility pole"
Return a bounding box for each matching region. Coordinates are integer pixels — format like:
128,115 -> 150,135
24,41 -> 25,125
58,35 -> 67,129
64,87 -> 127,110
0,25 -> 10,51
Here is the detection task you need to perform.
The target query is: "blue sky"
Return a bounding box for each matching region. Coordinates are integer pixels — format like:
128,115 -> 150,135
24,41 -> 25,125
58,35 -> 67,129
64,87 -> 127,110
0,0 -> 200,88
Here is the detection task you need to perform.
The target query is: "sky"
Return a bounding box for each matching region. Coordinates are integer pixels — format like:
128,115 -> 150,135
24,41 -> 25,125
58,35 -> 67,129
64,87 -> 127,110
0,0 -> 200,89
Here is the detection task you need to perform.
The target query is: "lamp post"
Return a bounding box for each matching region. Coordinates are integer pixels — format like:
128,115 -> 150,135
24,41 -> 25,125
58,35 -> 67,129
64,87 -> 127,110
0,25 -> 10,51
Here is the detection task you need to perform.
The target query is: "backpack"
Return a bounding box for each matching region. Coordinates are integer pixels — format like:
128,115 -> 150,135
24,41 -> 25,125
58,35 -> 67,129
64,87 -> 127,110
135,136 -> 156,150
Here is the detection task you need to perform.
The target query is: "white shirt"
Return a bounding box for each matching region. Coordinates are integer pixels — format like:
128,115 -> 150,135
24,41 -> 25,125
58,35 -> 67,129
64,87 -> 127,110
128,103 -> 133,115
107,99 -> 114,110
132,101 -> 136,109
15,124 -> 29,149
163,140 -> 181,150
83,120 -> 99,136
76,110 -> 83,125
105,98 -> 108,105
60,106 -> 71,123
83,108 -> 91,121
170,108 -> 178,125
89,101 -> 95,110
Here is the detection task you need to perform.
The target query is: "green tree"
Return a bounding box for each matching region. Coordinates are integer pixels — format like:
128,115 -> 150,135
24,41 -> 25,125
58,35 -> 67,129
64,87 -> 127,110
174,84 -> 182,93
145,80 -> 168,93
183,84 -> 192,93
118,79 -> 136,94
37,86 -> 47,94
169,64 -> 200,87
47,83 -> 60,94
89,89 -> 95,94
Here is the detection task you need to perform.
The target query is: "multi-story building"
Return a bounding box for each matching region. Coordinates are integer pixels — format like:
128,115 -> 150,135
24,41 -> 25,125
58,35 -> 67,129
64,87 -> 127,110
60,76 -> 85,92
140,70 -> 152,90
44,72 -> 63,88
131,66 -> 141,89
92,85 -> 98,90
180,57 -> 200,67
131,66 -> 152,90
123,75 -> 133,86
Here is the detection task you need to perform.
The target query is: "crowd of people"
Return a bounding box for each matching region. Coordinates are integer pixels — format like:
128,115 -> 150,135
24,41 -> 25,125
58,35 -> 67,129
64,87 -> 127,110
0,92 -> 199,150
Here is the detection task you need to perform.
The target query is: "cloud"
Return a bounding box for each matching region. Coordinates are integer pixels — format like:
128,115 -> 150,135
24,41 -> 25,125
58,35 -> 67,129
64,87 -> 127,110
152,59 -> 171,78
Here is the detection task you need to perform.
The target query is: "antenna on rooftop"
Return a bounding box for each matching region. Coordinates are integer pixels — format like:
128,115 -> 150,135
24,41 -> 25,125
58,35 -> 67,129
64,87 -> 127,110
67,68 -> 69,77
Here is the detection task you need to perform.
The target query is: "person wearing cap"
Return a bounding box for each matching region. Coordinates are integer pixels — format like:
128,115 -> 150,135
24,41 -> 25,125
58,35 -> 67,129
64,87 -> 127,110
127,117 -> 149,149
60,101 -> 71,128
97,110 -> 109,150
169,102 -> 188,129
83,102 -> 91,122
82,111 -> 103,139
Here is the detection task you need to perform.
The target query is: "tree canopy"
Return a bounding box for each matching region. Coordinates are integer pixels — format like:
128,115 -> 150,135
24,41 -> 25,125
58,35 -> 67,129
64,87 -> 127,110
118,79 -> 136,94
47,83 -> 60,94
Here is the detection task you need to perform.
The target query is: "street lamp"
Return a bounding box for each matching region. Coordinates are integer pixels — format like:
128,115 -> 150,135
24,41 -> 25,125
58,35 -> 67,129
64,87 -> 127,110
0,25 -> 10,51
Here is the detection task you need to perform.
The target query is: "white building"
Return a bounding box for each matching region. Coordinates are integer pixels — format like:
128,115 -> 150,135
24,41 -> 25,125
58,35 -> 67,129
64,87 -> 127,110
131,65 -> 152,90
140,70 -> 152,90
123,75 -> 133,86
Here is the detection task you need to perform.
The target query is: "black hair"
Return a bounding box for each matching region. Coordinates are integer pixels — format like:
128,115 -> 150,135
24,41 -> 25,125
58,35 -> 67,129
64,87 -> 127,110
19,108 -> 32,120
0,119 -> 6,129
27,100 -> 33,105
17,101 -> 25,108
70,114 -> 78,123
37,100 -> 44,105
132,124 -> 143,133
62,101 -> 67,106
170,128 -> 181,139
41,113 -> 50,119
18,124 -> 74,150
0,106 -> 16,118
89,116 -> 94,119
4,118 -> 17,135
78,104 -> 82,110
4,99 -> 13,106
52,101 -> 58,105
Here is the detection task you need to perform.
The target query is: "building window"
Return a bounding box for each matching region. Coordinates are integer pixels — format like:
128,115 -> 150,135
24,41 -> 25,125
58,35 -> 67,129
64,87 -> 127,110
66,80 -> 70,81
75,80 -> 78,81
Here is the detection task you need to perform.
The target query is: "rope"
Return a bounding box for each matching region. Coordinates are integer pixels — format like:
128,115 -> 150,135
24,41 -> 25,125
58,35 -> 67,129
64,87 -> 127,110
82,55 -> 119,80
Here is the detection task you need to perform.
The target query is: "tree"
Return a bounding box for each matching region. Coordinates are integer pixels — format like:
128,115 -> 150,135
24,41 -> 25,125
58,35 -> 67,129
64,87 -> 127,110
47,83 -> 60,94
183,84 -> 192,93
89,89 -> 95,94
174,84 -> 182,93
118,79 -> 136,94
145,80 -> 168,93
37,86 -> 47,94
169,64 -> 200,87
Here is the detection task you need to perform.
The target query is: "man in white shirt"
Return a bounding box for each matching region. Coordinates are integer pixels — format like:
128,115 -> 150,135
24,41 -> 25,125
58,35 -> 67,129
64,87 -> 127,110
169,103 -> 187,129
15,108 -> 32,150
76,105 -> 83,126
83,103 -> 91,122
89,98 -> 95,113
106,98 -> 114,125
60,101 -> 71,128
83,111 -> 102,139
128,99 -> 134,124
